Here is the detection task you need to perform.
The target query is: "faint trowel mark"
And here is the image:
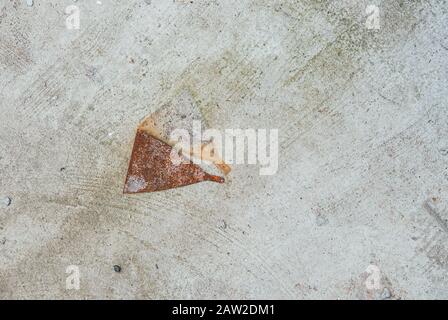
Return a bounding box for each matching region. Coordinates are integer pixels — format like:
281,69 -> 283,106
0,35 -> 33,73
423,199 -> 448,235
407,198 -> 448,276
315,215 -> 328,227
408,198 -> 448,275
0,196 -> 12,208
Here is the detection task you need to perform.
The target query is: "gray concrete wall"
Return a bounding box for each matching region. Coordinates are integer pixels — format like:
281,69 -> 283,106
0,0 -> 447,299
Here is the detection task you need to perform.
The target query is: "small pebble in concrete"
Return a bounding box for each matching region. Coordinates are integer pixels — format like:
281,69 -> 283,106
0,197 -> 11,208
381,287 -> 391,300
26,0 -> 33,7
316,215 -> 328,227
113,265 -> 121,273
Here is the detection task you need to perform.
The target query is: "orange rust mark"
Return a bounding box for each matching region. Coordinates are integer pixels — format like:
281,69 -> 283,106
138,117 -> 231,176
124,129 -> 224,194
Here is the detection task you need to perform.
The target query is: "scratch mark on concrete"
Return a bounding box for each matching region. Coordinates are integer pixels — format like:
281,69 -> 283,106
423,200 -> 448,235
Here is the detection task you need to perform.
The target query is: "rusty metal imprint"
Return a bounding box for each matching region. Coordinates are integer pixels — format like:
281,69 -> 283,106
124,129 -> 224,193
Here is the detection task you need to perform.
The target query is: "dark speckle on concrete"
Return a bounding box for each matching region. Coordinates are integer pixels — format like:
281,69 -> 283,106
113,265 -> 122,273
316,215 -> 329,227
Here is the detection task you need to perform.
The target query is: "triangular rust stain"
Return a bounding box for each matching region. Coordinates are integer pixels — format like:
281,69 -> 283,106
124,129 -> 224,193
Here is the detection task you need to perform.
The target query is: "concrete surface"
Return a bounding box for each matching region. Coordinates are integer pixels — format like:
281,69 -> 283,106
1,0 -> 447,299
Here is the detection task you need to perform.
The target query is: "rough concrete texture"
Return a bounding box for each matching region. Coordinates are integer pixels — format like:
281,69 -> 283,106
1,0 -> 447,299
